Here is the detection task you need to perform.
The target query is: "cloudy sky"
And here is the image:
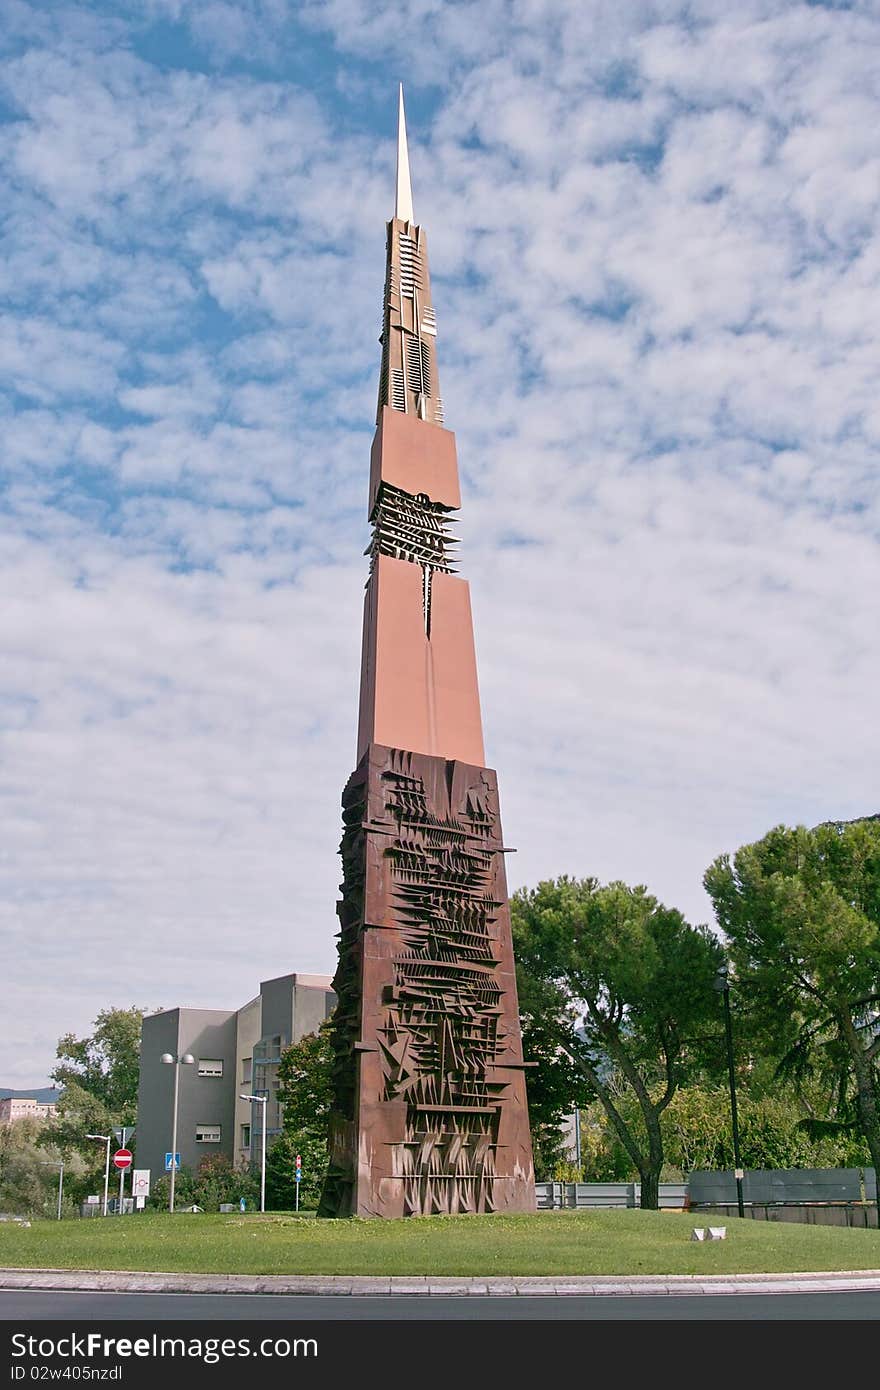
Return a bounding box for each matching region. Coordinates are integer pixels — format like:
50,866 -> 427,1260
3,0 -> 879,1089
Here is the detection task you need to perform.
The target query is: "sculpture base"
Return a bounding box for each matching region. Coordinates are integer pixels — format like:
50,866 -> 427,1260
319,743 -> 535,1219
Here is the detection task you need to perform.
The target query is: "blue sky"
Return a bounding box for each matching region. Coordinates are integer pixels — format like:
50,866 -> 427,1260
3,0 -> 880,1088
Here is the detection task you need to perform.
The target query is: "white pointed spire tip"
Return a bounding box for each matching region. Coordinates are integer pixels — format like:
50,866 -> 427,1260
395,83 -> 414,224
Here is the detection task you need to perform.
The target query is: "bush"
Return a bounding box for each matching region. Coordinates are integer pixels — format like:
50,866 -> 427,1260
149,1155 -> 258,1212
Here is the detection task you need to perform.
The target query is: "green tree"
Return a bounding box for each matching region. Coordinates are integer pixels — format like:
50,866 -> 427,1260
577,1099 -> 638,1182
276,1029 -> 333,1136
659,1085 -> 731,1175
659,1084 -> 851,1174
41,1080 -> 116,1169
44,1007 -> 146,1169
515,958 -> 593,1175
512,876 -> 724,1208
265,1132 -> 325,1211
704,819 -> 880,1179
52,1007 -> 145,1117
0,1119 -> 68,1218
272,1027 -> 333,1210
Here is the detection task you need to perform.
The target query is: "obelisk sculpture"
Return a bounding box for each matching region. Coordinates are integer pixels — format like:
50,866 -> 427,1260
319,89 -> 536,1218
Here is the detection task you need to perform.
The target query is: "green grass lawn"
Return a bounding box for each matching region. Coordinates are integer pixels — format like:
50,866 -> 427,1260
2,1209 -> 880,1277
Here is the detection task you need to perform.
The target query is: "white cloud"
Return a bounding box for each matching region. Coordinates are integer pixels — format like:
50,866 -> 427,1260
0,318 -> 125,403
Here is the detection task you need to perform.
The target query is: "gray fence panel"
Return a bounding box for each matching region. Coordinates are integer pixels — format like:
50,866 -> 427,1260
690,1167 -> 876,1206
575,1183 -> 634,1207
536,1183 -> 636,1209
655,1183 -> 688,1209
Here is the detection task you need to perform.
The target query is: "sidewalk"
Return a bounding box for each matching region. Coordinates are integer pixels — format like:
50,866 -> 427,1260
3,1267 -> 880,1297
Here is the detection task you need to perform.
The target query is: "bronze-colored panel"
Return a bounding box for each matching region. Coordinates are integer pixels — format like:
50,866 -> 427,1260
356,556 -> 485,768
425,572 -> 486,767
369,407 -> 461,514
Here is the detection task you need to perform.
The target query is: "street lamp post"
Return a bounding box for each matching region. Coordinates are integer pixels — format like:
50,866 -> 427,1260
161,1052 -> 195,1212
240,1093 -> 268,1213
714,964 -> 745,1219
86,1134 -> 111,1216
573,1107 -> 582,1174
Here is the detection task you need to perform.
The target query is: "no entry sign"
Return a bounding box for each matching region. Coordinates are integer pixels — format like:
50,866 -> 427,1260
113,1147 -> 133,1170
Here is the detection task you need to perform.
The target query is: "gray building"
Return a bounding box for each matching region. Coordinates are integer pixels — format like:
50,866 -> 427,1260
135,973 -> 335,1182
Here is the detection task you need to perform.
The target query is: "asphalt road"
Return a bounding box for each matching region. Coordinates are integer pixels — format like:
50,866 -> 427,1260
2,1289 -> 880,1319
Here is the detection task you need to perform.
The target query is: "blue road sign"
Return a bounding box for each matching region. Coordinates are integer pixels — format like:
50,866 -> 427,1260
164,1152 -> 180,1172
295,1170 -> 302,1182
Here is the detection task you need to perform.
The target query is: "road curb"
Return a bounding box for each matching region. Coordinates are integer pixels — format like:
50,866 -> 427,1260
3,1268 -> 880,1297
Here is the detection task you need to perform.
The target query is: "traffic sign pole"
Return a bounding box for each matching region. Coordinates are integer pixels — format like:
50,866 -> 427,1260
112,1148 -> 132,1216
295,1153 -> 302,1212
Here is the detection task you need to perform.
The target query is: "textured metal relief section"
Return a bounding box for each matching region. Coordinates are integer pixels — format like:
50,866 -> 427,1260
321,746 -> 533,1219
377,220 -> 442,426
380,751 -> 507,1215
330,771 -> 367,1120
366,482 -> 458,575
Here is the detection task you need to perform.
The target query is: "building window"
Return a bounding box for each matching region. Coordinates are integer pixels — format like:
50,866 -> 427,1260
195,1125 -> 221,1144
241,1124 -> 251,1149
241,1058 -> 252,1085
198,1059 -> 223,1077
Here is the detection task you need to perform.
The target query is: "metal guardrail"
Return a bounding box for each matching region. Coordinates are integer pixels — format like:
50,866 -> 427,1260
535,1182 -> 688,1210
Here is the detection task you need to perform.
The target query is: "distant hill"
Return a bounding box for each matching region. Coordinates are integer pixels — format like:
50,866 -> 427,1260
818,813 -> 880,827
0,1087 -> 58,1104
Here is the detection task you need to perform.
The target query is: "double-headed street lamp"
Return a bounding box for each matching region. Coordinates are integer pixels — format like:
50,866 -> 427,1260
714,964 -> 745,1219
86,1134 -> 111,1216
240,1093 -> 268,1213
161,1052 -> 195,1212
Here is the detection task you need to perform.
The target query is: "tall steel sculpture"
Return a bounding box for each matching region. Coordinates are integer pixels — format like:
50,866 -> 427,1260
319,89 -> 535,1218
